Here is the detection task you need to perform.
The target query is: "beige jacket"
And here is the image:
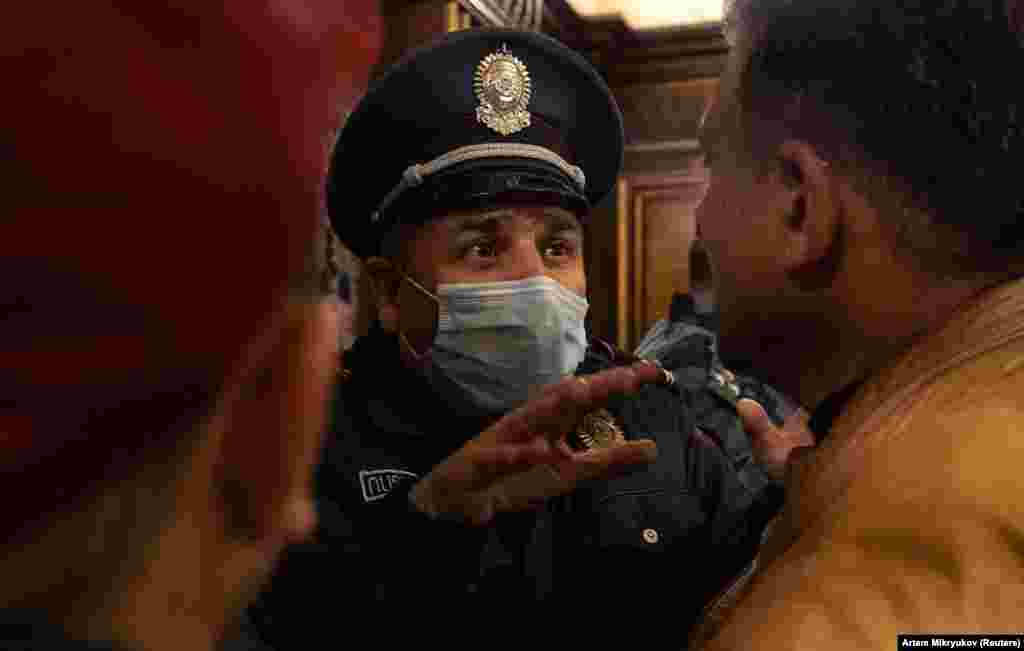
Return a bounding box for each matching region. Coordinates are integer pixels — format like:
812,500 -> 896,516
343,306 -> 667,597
701,278 -> 1024,649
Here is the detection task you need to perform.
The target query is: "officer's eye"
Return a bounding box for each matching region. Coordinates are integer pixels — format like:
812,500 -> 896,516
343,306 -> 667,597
463,239 -> 498,260
543,238 -> 577,260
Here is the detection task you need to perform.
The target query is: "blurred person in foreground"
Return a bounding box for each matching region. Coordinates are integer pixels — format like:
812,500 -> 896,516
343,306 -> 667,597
0,4 -> 674,650
2,2 -> 371,649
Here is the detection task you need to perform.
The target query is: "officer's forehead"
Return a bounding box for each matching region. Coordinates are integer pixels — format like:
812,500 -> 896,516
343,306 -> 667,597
433,205 -> 583,233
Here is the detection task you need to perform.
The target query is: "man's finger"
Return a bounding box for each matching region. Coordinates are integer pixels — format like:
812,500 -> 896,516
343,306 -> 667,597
561,439 -> 658,484
489,439 -> 658,514
739,397 -> 817,482
737,398 -> 777,443
574,361 -> 663,407
782,408 -> 816,447
483,388 -> 565,445
488,464 -> 570,513
453,438 -> 564,491
489,363 -> 662,445
413,438 -> 564,523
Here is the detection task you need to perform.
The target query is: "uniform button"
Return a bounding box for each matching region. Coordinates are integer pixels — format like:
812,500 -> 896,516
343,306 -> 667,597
642,528 -> 659,544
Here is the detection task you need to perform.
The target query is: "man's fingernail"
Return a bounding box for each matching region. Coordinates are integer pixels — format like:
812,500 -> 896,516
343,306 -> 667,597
738,398 -> 764,413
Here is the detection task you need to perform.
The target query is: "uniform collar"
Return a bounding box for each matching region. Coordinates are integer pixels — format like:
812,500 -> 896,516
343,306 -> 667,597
669,292 -> 698,323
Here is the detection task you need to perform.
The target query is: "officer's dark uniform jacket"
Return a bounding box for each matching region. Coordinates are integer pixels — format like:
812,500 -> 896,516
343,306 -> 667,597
247,325 -> 778,649
636,292 -> 792,505
0,612 -> 129,651
0,608 -> 274,651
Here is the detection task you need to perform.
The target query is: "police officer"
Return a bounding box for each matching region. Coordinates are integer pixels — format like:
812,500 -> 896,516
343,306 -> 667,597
248,29 -> 773,649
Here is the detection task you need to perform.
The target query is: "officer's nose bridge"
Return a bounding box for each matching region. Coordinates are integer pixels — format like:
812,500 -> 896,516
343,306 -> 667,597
504,222 -> 553,280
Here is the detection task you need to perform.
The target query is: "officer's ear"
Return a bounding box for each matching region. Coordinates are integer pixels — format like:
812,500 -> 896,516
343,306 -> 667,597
364,257 -> 401,331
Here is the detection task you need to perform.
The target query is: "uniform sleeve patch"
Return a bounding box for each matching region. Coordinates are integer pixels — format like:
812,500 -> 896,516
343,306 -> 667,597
358,469 -> 418,503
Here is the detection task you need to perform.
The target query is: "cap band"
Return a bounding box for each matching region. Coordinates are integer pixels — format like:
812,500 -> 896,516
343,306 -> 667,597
371,143 -> 586,223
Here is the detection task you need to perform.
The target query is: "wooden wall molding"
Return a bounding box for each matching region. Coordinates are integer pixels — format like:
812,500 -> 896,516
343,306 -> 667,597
543,0 -> 729,85
615,167 -> 708,351
459,0 -> 514,26
624,139 -> 701,153
458,0 -> 545,29
617,77 -> 717,146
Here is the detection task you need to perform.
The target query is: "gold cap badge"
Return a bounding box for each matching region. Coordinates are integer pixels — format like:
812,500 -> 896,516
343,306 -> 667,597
474,44 -> 532,136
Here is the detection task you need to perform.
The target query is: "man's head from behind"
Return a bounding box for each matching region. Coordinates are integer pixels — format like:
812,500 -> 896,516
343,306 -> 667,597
698,0 -> 1024,404
1,1 -> 378,648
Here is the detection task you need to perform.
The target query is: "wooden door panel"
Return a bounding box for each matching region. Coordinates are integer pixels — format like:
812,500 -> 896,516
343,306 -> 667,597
633,188 -> 700,343
613,166 -> 707,351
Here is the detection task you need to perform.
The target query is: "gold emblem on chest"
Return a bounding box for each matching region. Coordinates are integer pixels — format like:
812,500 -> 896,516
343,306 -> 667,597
568,408 -> 625,451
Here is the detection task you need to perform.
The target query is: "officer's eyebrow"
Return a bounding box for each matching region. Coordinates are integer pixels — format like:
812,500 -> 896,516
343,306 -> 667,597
451,213 -> 503,234
449,209 -> 582,237
541,209 -> 583,236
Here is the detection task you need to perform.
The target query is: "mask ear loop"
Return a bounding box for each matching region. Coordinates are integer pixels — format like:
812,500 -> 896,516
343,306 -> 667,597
395,271 -> 441,364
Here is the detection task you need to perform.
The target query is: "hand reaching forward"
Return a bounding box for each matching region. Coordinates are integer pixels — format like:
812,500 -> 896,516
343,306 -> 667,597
409,362 -> 663,526
736,399 -> 815,481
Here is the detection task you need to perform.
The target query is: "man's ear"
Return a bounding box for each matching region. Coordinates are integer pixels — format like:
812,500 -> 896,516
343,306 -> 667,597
214,301 -> 339,548
364,256 -> 400,331
776,140 -> 844,290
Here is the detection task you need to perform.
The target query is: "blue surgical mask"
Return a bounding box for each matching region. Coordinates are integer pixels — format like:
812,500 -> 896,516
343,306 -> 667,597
425,276 -> 589,413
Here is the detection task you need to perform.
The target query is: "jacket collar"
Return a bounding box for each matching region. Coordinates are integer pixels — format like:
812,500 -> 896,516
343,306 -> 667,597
834,276 -> 1024,444
763,277 -> 1024,565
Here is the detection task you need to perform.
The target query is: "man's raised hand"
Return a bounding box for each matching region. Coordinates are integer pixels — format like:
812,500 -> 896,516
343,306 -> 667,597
409,362 -> 662,525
